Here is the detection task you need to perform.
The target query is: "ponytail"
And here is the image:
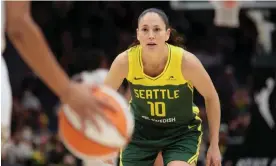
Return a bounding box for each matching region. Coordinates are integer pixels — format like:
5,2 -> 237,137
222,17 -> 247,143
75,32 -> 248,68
167,28 -> 185,48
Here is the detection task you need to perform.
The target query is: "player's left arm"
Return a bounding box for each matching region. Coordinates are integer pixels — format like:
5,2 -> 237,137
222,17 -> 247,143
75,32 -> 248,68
181,50 -> 220,146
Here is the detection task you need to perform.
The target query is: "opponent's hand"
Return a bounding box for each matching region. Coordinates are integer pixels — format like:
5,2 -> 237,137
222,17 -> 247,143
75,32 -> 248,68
206,144 -> 221,166
60,82 -> 118,131
1,126 -> 10,148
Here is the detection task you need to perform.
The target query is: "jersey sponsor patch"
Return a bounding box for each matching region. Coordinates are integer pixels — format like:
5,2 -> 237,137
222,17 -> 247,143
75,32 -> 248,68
141,115 -> 176,124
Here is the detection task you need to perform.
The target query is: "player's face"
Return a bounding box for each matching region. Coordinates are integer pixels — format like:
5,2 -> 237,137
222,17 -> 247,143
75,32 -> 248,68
137,12 -> 170,51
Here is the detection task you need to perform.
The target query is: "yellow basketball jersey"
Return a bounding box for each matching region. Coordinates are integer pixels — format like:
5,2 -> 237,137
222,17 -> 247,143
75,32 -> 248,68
126,44 -> 199,126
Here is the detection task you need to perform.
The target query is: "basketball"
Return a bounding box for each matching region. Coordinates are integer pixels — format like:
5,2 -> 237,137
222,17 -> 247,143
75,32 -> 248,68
58,70 -> 134,160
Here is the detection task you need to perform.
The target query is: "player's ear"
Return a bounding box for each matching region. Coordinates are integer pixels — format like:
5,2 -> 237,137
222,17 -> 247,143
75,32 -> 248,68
166,28 -> 171,41
136,28 -> 140,41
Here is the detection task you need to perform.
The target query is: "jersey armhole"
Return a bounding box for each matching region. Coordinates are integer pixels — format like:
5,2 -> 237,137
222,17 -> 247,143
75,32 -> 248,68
180,49 -> 193,87
180,49 -> 187,82
126,49 -> 132,82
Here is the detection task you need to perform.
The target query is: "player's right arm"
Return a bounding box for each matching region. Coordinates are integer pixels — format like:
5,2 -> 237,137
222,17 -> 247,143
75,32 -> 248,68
104,51 -> 129,90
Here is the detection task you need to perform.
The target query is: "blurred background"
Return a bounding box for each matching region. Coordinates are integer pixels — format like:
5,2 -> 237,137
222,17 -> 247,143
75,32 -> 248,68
1,1 -> 276,166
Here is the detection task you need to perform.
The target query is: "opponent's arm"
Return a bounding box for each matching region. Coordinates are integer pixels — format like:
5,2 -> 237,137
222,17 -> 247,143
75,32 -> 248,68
5,1 -> 118,129
104,51 -> 129,90
181,51 -> 220,145
5,1 -> 70,98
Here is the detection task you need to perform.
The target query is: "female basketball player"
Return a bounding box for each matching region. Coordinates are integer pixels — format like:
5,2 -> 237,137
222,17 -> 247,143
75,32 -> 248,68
104,8 -> 221,166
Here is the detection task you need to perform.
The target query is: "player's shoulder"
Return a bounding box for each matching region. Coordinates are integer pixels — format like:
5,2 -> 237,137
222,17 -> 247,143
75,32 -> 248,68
181,49 -> 202,71
113,50 -> 129,67
182,49 -> 196,59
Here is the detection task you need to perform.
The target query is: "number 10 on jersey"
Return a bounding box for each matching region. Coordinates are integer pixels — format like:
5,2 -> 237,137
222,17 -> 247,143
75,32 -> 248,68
147,101 -> 166,117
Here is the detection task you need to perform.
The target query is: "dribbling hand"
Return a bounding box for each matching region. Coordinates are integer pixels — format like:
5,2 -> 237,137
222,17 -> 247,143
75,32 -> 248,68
60,82 -> 118,132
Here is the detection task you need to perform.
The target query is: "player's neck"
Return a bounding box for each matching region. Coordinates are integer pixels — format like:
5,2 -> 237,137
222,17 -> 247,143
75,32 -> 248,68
142,45 -> 168,65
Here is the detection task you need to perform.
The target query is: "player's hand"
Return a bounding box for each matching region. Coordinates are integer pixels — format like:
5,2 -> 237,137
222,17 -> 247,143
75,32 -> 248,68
60,81 -> 118,131
206,144 -> 221,166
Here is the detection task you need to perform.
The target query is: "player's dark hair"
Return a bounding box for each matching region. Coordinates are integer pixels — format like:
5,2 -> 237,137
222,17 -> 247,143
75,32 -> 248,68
129,8 -> 184,48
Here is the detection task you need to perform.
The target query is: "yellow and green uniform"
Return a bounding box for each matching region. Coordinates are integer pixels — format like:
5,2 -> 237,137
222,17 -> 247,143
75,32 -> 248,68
120,44 -> 203,166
